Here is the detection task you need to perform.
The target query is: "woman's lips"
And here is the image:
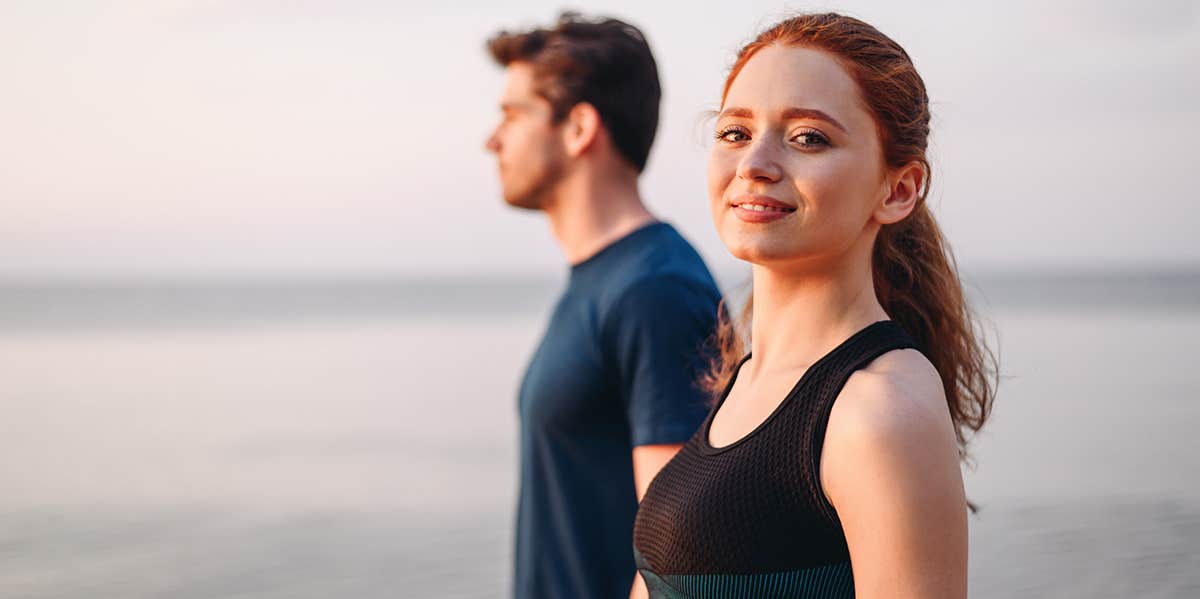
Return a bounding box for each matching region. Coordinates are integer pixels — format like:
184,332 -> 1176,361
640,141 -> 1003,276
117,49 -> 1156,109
730,195 -> 796,223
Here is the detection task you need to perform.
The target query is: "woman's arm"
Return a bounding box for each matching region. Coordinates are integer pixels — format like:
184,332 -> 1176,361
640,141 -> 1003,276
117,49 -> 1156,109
821,349 -> 968,599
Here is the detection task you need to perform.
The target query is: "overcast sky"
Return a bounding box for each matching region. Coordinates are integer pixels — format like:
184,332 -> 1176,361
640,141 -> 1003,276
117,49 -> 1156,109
2,0 -> 1197,280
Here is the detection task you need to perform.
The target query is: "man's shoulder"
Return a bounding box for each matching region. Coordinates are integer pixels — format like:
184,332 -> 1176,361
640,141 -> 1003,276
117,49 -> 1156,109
602,225 -> 717,298
595,271 -> 721,353
600,267 -> 719,323
637,222 -> 707,267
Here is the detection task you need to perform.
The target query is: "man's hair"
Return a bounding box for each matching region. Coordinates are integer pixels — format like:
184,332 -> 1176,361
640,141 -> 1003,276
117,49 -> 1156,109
487,12 -> 661,173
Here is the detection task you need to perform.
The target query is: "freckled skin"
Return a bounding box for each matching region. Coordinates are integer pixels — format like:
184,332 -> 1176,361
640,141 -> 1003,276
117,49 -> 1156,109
708,45 -> 893,271
703,43 -> 966,599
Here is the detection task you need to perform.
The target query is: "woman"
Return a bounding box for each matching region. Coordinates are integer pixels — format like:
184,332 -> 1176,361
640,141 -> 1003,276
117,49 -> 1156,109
632,13 -> 996,599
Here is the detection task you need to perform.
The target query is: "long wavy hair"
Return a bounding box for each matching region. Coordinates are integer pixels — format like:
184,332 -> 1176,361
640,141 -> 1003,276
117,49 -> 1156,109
702,13 -> 997,458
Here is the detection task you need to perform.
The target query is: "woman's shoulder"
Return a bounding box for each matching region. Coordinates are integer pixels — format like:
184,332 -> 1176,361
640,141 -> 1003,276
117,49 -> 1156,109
818,348 -> 968,595
819,347 -> 959,498
832,348 -> 949,441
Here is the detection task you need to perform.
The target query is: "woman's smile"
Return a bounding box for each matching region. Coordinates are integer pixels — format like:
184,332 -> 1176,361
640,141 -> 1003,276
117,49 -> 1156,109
730,194 -> 797,223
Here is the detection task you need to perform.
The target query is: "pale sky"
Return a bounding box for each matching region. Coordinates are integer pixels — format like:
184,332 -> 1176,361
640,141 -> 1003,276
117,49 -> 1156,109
2,0 -> 1197,280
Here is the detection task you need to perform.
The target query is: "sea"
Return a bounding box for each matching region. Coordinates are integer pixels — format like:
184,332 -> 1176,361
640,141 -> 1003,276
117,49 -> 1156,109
1,272 -> 1198,598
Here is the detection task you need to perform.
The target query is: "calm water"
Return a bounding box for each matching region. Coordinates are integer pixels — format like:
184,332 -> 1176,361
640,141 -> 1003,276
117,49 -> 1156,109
1,275 -> 1198,598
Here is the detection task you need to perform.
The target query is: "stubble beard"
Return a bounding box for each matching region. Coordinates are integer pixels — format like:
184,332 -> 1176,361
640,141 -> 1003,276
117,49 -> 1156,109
502,149 -> 566,212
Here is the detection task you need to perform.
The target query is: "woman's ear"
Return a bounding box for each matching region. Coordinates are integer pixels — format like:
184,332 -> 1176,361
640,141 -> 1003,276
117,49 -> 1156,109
875,160 -> 925,225
562,102 -> 602,158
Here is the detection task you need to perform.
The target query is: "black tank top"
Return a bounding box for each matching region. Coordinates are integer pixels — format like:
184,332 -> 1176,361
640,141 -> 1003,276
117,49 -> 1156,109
632,320 -> 920,598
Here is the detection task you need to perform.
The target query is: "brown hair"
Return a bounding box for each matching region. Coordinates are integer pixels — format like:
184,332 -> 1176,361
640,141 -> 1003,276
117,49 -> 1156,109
486,12 -> 661,172
704,13 -> 997,458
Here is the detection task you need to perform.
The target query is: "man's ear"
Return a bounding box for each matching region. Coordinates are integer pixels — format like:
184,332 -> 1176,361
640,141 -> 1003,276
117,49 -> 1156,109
562,102 -> 602,159
875,160 -> 925,225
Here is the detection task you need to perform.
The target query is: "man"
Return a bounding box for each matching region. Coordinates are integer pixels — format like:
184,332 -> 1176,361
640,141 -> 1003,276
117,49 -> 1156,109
484,12 -> 722,599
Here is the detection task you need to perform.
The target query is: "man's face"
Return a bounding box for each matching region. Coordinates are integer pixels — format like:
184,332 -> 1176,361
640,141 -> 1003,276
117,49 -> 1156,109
484,62 -> 567,210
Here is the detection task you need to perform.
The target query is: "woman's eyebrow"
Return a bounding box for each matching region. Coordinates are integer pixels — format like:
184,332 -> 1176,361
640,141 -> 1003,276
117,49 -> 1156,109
717,106 -> 754,119
781,107 -> 847,133
718,106 -> 848,134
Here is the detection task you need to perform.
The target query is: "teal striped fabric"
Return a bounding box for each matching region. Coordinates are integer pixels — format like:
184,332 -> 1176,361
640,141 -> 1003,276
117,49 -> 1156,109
641,561 -> 854,598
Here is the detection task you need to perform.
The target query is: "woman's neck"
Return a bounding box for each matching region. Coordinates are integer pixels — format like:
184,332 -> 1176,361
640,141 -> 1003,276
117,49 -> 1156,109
747,251 -> 887,376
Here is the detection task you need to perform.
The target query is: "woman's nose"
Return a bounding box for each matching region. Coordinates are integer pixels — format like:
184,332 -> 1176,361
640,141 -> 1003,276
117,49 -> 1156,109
735,140 -> 782,183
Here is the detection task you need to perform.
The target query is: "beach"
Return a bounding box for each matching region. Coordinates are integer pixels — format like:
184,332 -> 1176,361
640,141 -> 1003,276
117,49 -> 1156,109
1,274 -> 1197,598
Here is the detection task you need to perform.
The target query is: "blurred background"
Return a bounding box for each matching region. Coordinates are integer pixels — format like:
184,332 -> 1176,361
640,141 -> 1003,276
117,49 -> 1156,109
2,0 -> 1198,597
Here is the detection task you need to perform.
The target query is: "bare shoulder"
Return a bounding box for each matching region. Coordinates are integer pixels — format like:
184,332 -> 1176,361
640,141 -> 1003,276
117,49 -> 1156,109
820,348 -> 961,506
830,348 -> 952,447
819,351 -> 969,598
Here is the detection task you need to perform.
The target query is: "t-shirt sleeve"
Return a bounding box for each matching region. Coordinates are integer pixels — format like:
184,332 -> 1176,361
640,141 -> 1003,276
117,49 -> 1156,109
606,275 -> 721,446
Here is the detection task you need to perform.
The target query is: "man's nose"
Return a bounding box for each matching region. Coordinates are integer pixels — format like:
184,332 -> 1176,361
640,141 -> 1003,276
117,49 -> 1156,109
484,130 -> 501,154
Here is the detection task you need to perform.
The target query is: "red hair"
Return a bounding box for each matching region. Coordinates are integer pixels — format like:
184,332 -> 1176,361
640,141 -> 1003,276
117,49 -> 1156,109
703,13 -> 997,457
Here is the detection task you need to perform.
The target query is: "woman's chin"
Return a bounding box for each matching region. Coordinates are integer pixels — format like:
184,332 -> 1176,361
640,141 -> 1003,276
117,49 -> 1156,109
723,239 -> 801,266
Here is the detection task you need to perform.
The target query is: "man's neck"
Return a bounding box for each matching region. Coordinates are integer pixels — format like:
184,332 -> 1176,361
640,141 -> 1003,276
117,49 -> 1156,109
543,168 -> 656,265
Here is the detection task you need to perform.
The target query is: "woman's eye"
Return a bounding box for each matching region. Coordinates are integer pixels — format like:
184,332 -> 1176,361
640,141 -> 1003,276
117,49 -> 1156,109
792,131 -> 830,147
715,127 -> 749,143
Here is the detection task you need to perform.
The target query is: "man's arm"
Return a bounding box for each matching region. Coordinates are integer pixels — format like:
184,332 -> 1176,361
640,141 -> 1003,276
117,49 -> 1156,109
632,443 -> 683,501
607,276 -> 720,599
630,443 -> 685,599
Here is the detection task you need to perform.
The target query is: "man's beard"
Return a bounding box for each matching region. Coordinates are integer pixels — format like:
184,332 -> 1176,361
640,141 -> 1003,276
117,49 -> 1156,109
502,153 -> 565,211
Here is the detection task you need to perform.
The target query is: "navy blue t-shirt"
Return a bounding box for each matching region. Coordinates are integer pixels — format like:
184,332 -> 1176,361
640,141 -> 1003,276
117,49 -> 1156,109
514,222 -> 722,599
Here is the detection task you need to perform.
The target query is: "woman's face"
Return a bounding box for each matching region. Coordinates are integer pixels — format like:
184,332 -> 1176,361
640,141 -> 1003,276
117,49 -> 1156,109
708,44 -> 893,269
